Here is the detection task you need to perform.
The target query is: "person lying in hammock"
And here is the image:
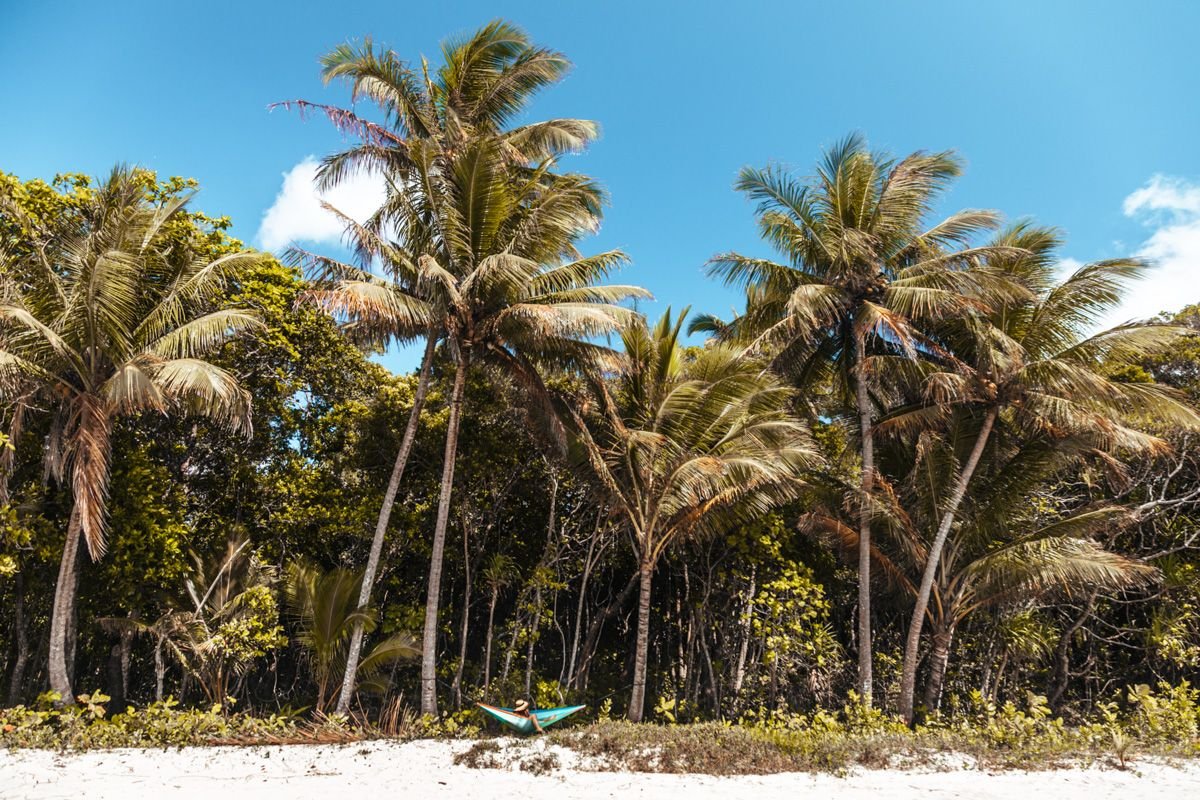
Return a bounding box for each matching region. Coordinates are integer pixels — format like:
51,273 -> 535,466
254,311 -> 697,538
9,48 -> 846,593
513,699 -> 543,733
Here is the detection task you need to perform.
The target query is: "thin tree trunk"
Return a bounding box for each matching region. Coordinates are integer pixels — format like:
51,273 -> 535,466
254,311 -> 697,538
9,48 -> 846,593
524,584 -> 541,698
574,571 -> 638,691
1048,590 -> 1098,709
732,565 -> 756,698
336,334 -> 437,715
523,475 -> 557,698
923,625 -> 956,712
627,558 -> 653,722
48,506 -> 83,703
451,517 -> 472,709
420,351 -> 469,716
8,568 -> 29,704
566,516 -> 603,689
154,638 -> 165,703
899,407 -> 998,723
853,330 -> 875,706
483,588 -> 498,687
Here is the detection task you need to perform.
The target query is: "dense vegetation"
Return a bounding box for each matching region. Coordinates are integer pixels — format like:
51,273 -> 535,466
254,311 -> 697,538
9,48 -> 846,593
1,21 -> 1199,752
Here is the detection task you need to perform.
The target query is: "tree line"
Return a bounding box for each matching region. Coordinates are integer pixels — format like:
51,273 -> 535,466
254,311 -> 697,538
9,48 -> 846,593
1,21 -> 1198,726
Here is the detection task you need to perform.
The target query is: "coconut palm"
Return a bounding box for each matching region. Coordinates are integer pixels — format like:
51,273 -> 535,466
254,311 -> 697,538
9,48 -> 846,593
0,167 -> 264,702
284,561 -> 419,713
283,21 -> 605,716
401,135 -> 647,716
287,209 -> 435,716
810,426 -> 1158,713
276,19 -> 598,195
709,134 -> 1009,704
892,223 -> 1200,722
560,308 -> 817,721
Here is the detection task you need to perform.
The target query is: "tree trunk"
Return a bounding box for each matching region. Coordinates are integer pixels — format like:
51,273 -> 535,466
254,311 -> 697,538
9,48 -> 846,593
153,638 -> 165,703
336,334 -> 437,715
853,330 -> 875,706
923,625 -> 955,712
48,507 -> 84,704
627,558 -> 653,722
451,520 -> 472,710
574,571 -> 639,691
8,568 -> 29,705
524,584 -> 541,698
483,588 -> 498,687
420,351 -> 469,716
1048,590 -> 1098,709
523,474 -> 556,699
899,407 -> 998,723
732,565 -> 757,698
566,517 -> 603,689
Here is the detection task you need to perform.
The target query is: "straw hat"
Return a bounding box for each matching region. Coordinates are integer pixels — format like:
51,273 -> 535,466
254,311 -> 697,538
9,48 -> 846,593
514,699 -> 530,712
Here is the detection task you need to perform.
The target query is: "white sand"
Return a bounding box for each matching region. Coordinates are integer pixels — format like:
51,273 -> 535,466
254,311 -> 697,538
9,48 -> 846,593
2,738 -> 1197,800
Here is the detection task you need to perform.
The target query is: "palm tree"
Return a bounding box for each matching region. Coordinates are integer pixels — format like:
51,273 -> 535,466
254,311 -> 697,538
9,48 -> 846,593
560,309 -> 817,721
284,561 -> 419,713
810,428 -> 1158,712
276,20 -> 599,190
892,223 -> 1200,722
0,167 -> 264,702
282,21 -> 607,716
287,210 -> 434,716
407,136 -> 647,715
709,134 -> 1009,704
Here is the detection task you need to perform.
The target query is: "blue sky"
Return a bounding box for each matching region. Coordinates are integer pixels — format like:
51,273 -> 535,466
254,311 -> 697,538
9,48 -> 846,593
4,1 -> 1199,371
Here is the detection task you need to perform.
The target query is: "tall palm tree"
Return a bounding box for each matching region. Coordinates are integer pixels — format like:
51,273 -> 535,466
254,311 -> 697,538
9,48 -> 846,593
560,309 -> 816,721
276,19 -> 599,194
404,135 -> 647,715
709,134 -> 1008,704
282,21 -> 606,715
287,209 -> 435,716
0,167 -> 264,702
811,427 -> 1158,712
892,223 -> 1200,722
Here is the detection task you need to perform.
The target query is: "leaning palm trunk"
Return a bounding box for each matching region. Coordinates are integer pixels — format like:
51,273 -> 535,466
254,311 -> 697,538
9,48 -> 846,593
335,334 -> 437,715
627,556 -> 654,722
898,407 -> 998,723
47,507 -> 85,702
853,331 -> 875,705
420,351 -> 469,716
923,624 -> 956,712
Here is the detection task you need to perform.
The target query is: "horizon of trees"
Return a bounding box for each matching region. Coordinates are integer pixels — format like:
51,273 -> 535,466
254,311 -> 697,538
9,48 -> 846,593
2,21 -> 1199,727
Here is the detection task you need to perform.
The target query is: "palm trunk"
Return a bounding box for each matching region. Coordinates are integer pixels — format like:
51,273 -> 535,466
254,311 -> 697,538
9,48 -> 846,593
451,521 -> 472,710
853,330 -> 875,706
923,624 -> 955,712
899,407 -> 998,723
48,506 -> 83,703
336,334 -> 437,715
420,351 -> 469,716
627,557 -> 653,722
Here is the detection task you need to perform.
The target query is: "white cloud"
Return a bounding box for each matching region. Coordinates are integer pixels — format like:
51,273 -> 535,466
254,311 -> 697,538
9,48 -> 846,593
1114,174 -> 1200,324
256,157 -> 387,252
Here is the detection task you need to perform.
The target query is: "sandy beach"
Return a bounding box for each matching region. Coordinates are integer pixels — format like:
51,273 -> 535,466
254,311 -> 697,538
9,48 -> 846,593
3,739 -> 1197,800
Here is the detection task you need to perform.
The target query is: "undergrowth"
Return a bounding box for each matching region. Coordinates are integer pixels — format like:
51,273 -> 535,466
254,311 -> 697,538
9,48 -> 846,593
5,682 -> 1199,777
